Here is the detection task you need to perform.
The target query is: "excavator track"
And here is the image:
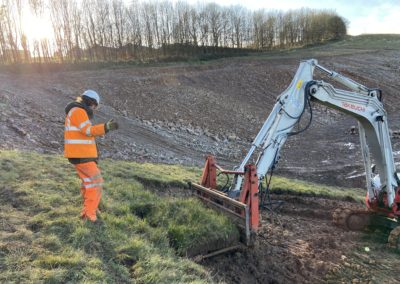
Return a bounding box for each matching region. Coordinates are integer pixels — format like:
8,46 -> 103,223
388,226 -> 400,250
332,208 -> 371,231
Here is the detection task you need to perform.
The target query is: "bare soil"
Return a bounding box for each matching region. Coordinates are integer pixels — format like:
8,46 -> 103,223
1,47 -> 400,283
204,194 -> 400,283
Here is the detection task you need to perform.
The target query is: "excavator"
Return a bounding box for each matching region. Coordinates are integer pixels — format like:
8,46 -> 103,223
191,59 -> 400,248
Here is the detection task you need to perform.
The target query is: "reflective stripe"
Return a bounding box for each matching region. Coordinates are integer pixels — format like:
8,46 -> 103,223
66,108 -> 79,128
66,109 -> 91,133
83,174 -> 102,183
86,126 -> 92,136
65,139 -> 95,144
65,126 -> 80,131
68,108 -> 78,118
79,120 -> 91,129
84,182 -> 104,189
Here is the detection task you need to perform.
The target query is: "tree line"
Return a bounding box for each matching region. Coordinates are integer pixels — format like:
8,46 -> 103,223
0,0 -> 347,64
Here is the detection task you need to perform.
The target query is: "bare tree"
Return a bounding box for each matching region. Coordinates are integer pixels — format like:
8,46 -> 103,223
81,0 -> 98,60
229,5 -> 245,48
252,10 -> 265,49
0,0 -> 349,64
197,3 -> 209,46
206,3 -> 222,47
2,0 -> 20,63
173,1 -> 191,45
126,0 -> 142,57
159,0 -> 173,49
112,0 -> 125,49
141,2 -> 154,49
70,0 -> 83,61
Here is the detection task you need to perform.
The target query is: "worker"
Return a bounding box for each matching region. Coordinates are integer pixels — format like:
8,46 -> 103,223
64,90 -> 119,222
371,174 -> 382,193
370,164 -> 381,193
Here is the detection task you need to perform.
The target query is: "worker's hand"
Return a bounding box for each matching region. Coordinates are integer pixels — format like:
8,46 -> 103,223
105,119 -> 119,132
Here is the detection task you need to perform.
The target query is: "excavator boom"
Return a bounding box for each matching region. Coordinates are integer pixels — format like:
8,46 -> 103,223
233,59 -> 399,213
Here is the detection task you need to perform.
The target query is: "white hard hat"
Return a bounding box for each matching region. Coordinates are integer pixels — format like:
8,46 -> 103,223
82,90 -> 100,105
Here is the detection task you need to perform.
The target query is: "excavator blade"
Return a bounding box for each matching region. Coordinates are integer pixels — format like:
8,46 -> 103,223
191,182 -> 252,244
191,155 -> 260,246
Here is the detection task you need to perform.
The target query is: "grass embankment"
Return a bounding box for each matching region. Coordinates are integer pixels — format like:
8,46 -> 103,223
268,176 -> 364,202
0,150 -> 237,283
242,34 -> 400,61
326,34 -> 400,50
0,150 -> 364,283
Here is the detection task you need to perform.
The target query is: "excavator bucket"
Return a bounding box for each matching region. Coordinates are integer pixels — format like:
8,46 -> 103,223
190,155 -> 260,245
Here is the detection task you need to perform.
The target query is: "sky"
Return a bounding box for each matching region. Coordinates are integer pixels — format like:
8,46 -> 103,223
180,0 -> 400,36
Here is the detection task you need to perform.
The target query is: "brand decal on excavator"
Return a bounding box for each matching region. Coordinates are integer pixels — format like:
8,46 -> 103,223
296,80 -> 303,90
341,102 -> 365,112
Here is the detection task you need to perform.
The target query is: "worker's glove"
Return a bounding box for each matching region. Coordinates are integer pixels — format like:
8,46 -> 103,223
105,119 -> 119,133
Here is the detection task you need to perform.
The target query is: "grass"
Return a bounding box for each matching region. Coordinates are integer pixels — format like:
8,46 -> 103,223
0,150 -> 236,283
0,150 -> 366,283
233,34 -> 400,62
268,176 -> 364,202
324,34 -> 400,50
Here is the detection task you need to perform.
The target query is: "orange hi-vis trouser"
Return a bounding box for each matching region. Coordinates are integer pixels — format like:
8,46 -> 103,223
74,162 -> 104,222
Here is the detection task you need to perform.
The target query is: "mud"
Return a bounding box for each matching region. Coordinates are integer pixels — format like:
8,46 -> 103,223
203,194 -> 399,283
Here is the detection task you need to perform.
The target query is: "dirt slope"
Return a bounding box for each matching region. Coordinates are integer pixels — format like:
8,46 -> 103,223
1,39 -> 400,283
2,49 -> 400,187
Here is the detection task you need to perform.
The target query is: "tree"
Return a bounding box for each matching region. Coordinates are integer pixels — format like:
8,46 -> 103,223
229,5 -> 245,48
206,3 -> 222,47
112,0 -> 126,50
0,0 -> 349,64
327,15 -> 347,40
126,0 -> 142,56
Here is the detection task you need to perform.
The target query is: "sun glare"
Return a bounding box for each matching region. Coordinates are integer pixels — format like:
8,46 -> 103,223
21,9 -> 53,42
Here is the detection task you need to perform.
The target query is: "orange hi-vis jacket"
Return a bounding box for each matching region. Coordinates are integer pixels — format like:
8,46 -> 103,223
64,107 -> 106,158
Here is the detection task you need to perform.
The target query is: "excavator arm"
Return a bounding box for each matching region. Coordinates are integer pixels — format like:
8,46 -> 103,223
192,59 -> 400,247
233,59 -> 399,212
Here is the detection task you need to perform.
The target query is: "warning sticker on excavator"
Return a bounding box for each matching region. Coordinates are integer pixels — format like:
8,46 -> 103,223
296,80 -> 303,90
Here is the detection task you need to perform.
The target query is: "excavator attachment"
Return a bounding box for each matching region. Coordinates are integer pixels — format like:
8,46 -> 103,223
190,155 -> 259,245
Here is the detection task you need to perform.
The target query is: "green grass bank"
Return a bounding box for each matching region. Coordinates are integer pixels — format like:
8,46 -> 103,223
0,150 -> 364,283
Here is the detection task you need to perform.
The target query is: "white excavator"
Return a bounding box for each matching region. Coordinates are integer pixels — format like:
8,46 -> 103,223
191,59 -> 400,248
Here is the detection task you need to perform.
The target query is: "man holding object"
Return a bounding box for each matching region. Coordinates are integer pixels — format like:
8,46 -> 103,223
64,90 -> 119,222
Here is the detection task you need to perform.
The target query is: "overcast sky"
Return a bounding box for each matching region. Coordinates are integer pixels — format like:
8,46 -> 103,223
177,0 -> 400,35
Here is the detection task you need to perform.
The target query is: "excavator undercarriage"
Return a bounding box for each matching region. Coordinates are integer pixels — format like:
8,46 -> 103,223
333,207 -> 400,248
333,208 -> 372,231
